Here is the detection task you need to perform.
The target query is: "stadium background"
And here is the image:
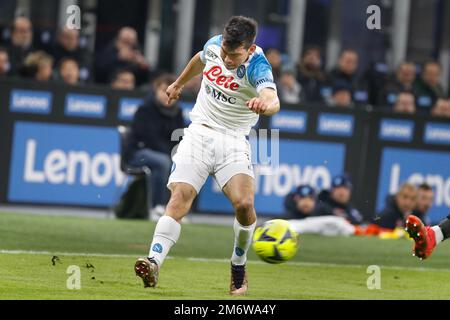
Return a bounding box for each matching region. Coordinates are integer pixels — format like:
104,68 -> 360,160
1,0 -> 450,225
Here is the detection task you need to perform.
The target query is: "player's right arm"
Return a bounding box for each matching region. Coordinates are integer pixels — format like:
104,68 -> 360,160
166,52 -> 206,105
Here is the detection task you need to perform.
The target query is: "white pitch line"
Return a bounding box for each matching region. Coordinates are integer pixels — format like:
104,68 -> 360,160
185,256 -> 450,273
1,249 -> 449,273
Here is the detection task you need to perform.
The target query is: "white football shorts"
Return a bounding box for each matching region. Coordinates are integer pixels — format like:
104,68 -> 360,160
167,123 -> 254,194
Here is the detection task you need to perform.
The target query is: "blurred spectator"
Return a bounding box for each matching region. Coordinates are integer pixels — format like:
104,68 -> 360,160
21,51 -> 53,82
376,183 -> 418,230
414,61 -> 446,108
124,74 -> 184,209
58,57 -> 79,85
51,27 -> 84,64
50,27 -> 90,80
315,175 -> 363,225
265,48 -> 282,81
110,68 -> 136,90
431,98 -> 450,119
183,74 -> 202,97
379,61 -> 416,105
283,185 -> 317,219
277,64 -> 302,104
7,16 -> 34,75
412,183 -> 433,226
328,49 -> 359,92
393,91 -> 416,114
96,27 -> 150,85
296,45 -> 326,102
0,47 -> 10,76
327,82 -> 354,108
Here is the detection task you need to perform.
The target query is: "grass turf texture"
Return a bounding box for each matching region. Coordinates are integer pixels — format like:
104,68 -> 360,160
1,212 -> 450,299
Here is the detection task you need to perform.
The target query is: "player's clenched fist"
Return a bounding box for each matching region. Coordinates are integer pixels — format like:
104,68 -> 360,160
166,82 -> 184,105
246,97 -> 268,114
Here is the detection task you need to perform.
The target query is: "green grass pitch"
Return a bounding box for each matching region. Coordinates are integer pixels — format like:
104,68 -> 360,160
1,212 -> 450,300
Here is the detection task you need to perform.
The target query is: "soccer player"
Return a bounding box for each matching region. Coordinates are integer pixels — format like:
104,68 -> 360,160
134,16 -> 280,296
405,214 -> 450,260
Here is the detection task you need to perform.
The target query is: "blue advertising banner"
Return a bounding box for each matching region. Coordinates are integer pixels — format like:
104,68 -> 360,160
64,93 -> 107,118
424,123 -> 450,146
379,119 -> 414,142
377,147 -> 450,223
197,139 -> 346,215
8,122 -> 124,206
9,89 -> 52,114
269,110 -> 307,133
2,78 -> 450,221
317,113 -> 354,137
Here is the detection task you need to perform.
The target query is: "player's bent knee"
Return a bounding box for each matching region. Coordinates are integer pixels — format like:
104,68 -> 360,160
233,197 -> 254,214
165,199 -> 190,222
170,183 -> 196,202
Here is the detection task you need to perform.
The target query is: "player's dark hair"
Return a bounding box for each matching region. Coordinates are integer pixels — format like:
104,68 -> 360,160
0,46 -> 8,54
223,16 -> 257,50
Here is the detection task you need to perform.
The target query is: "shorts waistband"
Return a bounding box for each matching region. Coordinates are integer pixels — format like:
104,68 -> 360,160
190,123 -> 248,138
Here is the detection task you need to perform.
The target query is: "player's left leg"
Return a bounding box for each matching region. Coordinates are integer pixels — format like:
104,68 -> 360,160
222,173 -> 256,296
406,214 -> 450,260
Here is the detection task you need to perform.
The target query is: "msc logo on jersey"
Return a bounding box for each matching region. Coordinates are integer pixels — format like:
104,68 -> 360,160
237,65 -> 246,79
205,84 -> 237,105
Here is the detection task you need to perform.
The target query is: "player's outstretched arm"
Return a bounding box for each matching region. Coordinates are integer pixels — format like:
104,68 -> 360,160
246,88 -> 280,116
166,52 -> 206,105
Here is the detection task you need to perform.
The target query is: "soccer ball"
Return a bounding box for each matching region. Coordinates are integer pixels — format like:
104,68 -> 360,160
252,219 -> 299,264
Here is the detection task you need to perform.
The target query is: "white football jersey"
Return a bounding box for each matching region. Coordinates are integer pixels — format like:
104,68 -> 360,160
189,35 -> 277,136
